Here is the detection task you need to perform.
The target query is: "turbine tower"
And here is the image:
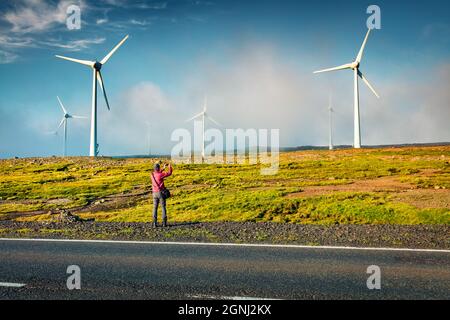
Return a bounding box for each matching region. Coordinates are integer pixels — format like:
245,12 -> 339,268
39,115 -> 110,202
55,35 -> 129,156
145,121 -> 151,157
314,28 -> 379,149
186,96 -> 221,162
54,96 -> 87,157
328,94 -> 334,151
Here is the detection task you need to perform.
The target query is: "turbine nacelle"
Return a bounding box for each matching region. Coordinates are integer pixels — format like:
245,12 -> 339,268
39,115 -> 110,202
350,61 -> 360,70
93,61 -> 102,71
186,95 -> 221,127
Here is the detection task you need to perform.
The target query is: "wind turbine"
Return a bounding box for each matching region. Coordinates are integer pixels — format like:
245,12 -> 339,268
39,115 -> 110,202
185,96 -> 221,162
54,96 -> 87,157
55,35 -> 129,157
314,28 -> 379,149
328,94 -> 334,151
145,121 -> 151,157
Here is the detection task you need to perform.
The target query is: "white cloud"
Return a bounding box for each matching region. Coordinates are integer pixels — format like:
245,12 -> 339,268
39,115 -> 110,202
96,18 -> 108,25
3,0 -> 82,33
179,43 -> 326,147
99,43 -> 450,155
0,35 -> 35,48
102,0 -> 167,10
0,50 -> 19,64
100,82 -> 175,155
363,63 -> 450,145
0,1 -> 100,64
130,19 -> 151,26
138,2 -> 167,10
40,37 -> 106,51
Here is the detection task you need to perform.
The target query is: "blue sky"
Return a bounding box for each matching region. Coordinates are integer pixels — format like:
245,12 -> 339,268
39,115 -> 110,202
0,0 -> 449,157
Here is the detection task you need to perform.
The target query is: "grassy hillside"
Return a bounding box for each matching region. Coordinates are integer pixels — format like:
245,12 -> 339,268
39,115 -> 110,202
0,146 -> 449,225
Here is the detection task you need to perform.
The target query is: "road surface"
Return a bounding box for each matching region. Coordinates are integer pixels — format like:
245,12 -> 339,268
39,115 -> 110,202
0,238 -> 449,299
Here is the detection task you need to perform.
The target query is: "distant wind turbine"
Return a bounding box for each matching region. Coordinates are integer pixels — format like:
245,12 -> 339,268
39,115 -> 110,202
328,94 -> 334,151
54,96 -> 87,157
314,28 -> 380,149
145,121 -> 151,157
55,35 -> 129,157
185,96 -> 221,162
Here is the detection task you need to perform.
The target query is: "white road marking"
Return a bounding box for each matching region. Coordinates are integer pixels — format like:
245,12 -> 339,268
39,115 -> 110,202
1,237 -> 449,253
0,282 -> 26,288
188,294 -> 280,300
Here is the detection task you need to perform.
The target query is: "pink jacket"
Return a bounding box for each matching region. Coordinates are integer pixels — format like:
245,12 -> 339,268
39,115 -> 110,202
151,166 -> 173,192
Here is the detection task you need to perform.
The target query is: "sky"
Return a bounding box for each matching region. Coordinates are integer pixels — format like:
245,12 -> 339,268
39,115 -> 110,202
0,0 -> 449,157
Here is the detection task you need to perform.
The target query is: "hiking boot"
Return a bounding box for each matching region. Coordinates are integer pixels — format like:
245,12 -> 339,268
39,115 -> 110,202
162,220 -> 167,227
152,222 -> 158,228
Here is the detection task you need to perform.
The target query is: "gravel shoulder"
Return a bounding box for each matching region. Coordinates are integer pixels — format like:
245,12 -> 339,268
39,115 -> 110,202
0,221 -> 448,250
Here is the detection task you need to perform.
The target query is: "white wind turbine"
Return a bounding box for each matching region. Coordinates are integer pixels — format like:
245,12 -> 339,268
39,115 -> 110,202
54,96 -> 87,157
314,28 -> 379,149
145,121 -> 151,156
328,94 -> 334,151
186,96 -> 221,162
55,35 -> 129,157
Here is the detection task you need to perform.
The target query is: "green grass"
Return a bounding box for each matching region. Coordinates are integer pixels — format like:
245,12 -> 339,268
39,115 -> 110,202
1,146 -> 449,225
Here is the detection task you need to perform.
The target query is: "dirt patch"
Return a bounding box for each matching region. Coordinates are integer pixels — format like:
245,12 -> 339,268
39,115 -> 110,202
47,198 -> 72,205
3,189 -> 151,220
76,190 -> 150,214
0,199 -> 41,205
286,175 -> 416,198
393,189 -> 450,209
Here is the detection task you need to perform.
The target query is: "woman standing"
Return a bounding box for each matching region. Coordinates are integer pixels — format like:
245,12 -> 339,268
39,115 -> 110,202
151,162 -> 173,227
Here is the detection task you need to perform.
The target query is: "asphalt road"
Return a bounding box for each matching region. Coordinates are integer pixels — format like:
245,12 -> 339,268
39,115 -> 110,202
0,238 -> 449,300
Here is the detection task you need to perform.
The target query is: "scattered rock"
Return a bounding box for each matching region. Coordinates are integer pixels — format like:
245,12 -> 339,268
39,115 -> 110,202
57,210 -> 93,223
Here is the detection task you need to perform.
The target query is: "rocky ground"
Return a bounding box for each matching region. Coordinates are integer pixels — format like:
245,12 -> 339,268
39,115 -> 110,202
0,219 -> 448,249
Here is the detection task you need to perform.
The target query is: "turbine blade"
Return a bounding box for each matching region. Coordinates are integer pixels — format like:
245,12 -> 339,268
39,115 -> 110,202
55,55 -> 94,67
203,96 -> 207,112
356,28 -> 371,63
358,70 -> 379,98
56,117 -> 65,132
185,112 -> 204,122
313,63 -> 352,74
56,96 -> 68,115
100,35 -> 129,65
206,114 -> 221,127
71,115 -> 88,119
96,71 -> 110,110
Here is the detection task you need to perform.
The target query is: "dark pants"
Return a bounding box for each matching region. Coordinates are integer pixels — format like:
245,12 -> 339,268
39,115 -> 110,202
152,192 -> 167,223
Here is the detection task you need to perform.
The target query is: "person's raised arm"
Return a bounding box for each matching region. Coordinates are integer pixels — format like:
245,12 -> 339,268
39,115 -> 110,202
162,163 -> 173,178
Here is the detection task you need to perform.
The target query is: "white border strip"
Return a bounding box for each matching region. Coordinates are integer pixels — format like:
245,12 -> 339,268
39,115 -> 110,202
1,238 -> 449,253
0,282 -> 26,288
